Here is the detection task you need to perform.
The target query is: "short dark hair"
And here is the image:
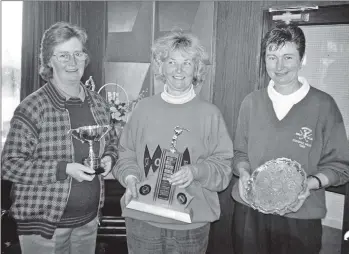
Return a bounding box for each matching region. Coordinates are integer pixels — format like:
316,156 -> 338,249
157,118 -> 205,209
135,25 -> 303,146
261,24 -> 306,61
39,21 -> 90,81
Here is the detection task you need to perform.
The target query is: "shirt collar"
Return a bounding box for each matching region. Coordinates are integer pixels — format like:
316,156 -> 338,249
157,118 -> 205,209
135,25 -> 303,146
268,76 -> 310,104
52,81 -> 86,102
161,84 -> 196,104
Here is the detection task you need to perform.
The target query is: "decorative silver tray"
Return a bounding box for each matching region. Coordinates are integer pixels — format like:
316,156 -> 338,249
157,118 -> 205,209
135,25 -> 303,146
245,158 -> 308,215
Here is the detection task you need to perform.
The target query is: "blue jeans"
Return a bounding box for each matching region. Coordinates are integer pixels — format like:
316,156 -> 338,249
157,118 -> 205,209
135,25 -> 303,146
125,218 -> 210,254
18,217 -> 98,254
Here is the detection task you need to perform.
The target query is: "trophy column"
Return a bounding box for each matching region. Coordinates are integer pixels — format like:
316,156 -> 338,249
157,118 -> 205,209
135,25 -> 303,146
154,150 -> 182,205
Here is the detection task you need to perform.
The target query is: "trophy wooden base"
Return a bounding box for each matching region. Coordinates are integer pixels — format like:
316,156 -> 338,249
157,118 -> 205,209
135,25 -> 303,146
126,199 -> 192,223
125,149 -> 193,223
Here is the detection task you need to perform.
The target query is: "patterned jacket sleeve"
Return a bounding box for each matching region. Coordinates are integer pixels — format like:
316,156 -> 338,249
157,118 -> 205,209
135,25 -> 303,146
1,110 -> 60,185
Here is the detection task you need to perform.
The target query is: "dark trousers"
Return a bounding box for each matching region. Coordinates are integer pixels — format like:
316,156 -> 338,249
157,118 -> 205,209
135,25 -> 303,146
231,202 -> 322,254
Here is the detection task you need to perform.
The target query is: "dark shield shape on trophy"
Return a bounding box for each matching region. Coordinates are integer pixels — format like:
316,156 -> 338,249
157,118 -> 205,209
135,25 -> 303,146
144,145 -> 151,177
151,145 -> 162,173
182,148 -> 191,166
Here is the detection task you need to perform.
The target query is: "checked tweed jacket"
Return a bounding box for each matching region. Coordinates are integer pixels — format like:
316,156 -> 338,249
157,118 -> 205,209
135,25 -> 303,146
1,81 -> 119,239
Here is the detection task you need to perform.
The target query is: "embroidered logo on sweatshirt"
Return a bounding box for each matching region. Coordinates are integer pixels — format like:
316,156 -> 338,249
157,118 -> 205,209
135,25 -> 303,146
292,127 -> 313,148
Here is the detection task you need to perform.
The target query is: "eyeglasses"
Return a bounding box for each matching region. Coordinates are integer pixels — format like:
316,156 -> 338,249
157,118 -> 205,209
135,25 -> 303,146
52,51 -> 88,63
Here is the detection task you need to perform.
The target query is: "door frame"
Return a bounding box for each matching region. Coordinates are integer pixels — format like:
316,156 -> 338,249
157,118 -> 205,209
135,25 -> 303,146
343,184 -> 349,253
258,4 -> 349,92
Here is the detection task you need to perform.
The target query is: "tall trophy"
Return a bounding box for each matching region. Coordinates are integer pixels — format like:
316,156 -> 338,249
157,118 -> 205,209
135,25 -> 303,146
125,126 -> 194,223
68,125 -> 112,175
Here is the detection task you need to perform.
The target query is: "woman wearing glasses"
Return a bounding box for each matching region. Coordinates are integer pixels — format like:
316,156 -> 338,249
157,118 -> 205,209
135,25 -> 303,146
1,22 -> 118,254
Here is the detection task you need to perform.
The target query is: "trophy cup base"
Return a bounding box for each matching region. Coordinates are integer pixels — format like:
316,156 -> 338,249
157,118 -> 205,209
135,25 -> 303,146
82,158 -> 105,175
85,166 -> 105,175
126,200 -> 192,223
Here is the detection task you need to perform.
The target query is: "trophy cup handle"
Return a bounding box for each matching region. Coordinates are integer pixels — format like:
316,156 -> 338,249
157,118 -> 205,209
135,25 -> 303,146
97,125 -> 113,141
68,128 -> 85,143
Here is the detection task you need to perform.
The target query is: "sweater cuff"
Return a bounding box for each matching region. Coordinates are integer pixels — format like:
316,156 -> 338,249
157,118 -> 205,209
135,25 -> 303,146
103,153 -> 117,169
125,175 -> 138,184
317,169 -> 340,186
112,166 -> 141,188
233,161 -> 251,177
103,152 -> 118,167
190,163 -> 207,183
57,161 -> 68,181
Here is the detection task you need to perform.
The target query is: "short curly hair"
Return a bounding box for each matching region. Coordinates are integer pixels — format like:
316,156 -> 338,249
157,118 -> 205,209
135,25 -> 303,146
151,31 -> 208,86
39,21 -> 90,81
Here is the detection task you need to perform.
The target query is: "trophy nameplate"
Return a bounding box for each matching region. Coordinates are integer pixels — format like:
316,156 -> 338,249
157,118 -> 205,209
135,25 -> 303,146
126,149 -> 193,223
245,158 -> 308,215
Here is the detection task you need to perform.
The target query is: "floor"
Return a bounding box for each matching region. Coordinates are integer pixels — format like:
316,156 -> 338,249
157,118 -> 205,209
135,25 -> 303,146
2,226 -> 342,254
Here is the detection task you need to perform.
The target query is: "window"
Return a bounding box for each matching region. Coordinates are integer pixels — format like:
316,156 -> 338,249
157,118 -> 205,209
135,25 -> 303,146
299,24 -> 349,139
1,1 -> 22,144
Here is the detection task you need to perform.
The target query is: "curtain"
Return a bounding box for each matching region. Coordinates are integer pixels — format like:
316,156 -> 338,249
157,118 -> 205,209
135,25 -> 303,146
210,2 -> 266,253
79,1 -> 108,91
20,1 -> 106,100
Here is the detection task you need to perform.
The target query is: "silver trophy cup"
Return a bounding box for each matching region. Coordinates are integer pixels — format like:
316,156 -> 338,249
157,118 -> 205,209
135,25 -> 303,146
68,125 -> 112,175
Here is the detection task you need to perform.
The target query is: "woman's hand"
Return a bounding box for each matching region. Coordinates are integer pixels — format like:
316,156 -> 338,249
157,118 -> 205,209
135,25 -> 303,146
285,187 -> 310,214
66,163 -> 96,182
125,176 -> 138,205
100,155 -> 113,177
169,165 -> 195,188
238,168 -> 251,204
286,176 -> 321,214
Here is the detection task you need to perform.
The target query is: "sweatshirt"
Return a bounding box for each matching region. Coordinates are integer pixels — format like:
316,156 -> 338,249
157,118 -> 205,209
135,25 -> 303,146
232,86 -> 349,219
113,94 -> 234,230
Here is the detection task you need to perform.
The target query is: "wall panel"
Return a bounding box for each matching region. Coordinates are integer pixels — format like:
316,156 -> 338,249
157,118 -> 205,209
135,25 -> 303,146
80,1 -> 107,90
106,2 -> 152,63
103,1 -> 153,101
104,1 -> 215,102
154,1 -> 215,101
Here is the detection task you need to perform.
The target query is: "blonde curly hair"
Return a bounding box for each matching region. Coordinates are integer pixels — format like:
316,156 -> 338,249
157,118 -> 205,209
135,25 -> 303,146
151,31 -> 208,86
